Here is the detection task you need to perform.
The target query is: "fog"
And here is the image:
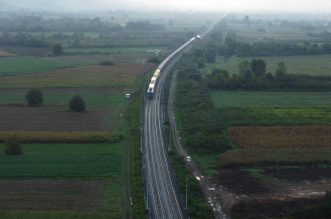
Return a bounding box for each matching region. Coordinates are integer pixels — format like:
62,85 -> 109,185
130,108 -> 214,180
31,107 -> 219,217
0,0 -> 330,13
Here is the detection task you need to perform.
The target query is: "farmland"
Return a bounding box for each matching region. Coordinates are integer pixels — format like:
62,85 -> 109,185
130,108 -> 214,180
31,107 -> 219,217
205,55 -> 331,76
0,64 -> 154,88
0,43 -> 154,219
0,143 -> 123,177
229,126 -> 331,149
0,57 -> 81,76
211,91 -> 331,108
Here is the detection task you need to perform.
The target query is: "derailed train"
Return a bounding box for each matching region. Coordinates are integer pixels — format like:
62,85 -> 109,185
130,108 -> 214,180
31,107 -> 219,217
146,35 -> 200,99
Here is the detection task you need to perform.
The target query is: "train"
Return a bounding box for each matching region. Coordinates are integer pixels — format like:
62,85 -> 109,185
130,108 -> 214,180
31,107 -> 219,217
146,35 -> 199,99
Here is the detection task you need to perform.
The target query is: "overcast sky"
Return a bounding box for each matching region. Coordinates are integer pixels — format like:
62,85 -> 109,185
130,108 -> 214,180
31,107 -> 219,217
1,0 -> 330,12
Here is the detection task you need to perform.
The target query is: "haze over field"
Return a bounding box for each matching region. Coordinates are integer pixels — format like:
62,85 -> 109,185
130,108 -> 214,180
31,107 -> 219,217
0,0 -> 330,12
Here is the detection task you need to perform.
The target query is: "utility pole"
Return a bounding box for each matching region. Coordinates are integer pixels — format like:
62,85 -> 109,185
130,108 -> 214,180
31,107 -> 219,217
185,177 -> 188,210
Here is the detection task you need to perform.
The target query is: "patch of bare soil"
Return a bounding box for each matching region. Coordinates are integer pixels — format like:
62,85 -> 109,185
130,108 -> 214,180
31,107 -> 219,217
0,50 -> 15,57
217,167 -> 331,218
230,198 -> 322,219
218,168 -> 269,195
0,106 -> 108,131
0,180 -> 105,211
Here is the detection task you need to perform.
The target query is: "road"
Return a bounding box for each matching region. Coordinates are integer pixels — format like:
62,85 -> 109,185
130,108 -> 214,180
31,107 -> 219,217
168,71 -> 228,219
142,49 -> 189,218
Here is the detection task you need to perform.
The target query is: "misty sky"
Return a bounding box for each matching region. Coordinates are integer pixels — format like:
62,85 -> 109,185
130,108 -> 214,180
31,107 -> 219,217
1,0 -> 330,12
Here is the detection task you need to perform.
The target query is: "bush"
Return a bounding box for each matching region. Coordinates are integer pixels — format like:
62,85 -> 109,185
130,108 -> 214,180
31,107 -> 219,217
25,88 -> 43,106
52,43 -> 64,56
4,135 -> 22,155
147,56 -> 161,64
69,96 -> 86,112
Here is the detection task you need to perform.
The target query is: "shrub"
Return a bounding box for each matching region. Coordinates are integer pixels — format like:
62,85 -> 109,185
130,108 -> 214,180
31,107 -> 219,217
4,135 -> 22,155
25,88 -> 43,106
69,95 -> 86,112
52,43 -> 64,56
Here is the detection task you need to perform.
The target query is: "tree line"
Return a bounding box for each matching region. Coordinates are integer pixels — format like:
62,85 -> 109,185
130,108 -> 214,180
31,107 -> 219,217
175,55 -> 231,154
207,59 -> 331,91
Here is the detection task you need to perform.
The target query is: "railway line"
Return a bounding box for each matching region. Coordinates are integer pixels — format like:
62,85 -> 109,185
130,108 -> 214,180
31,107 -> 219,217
142,36 -> 197,219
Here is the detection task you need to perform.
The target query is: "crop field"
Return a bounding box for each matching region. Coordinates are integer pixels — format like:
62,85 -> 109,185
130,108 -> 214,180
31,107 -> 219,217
206,55 -> 331,76
0,180 -> 105,210
0,93 -> 123,108
0,64 -> 153,88
0,143 -> 123,177
0,57 -> 82,76
228,23 -> 315,42
0,142 -> 124,218
58,53 -> 156,64
65,46 -> 167,55
0,106 -> 108,131
229,126 -> 331,149
211,91 -> 331,108
219,148 -> 331,167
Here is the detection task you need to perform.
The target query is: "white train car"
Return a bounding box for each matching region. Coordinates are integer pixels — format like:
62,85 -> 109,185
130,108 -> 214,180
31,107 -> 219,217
146,36 -> 197,99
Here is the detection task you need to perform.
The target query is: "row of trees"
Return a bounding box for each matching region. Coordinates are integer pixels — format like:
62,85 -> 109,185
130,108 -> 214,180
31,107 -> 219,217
0,32 -> 48,47
175,55 -> 231,153
0,16 -> 166,33
26,88 -> 86,112
207,59 -> 331,91
221,39 -> 331,57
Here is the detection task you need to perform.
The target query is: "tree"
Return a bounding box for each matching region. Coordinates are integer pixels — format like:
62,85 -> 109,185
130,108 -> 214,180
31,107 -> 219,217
276,62 -> 287,78
204,48 -> 217,63
193,49 -> 204,58
52,43 -> 64,56
250,59 -> 267,78
25,88 -> 43,106
238,60 -> 250,75
69,96 -> 86,112
4,135 -> 22,155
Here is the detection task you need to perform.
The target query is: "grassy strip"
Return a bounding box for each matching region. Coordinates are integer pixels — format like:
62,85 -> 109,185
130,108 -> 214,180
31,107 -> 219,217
0,131 -> 122,143
220,148 -> 331,167
125,84 -> 146,218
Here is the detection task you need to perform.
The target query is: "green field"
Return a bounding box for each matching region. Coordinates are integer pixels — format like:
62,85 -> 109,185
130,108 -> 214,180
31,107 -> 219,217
228,23 -> 315,41
0,143 -> 123,177
190,91 -> 331,175
211,91 -> 331,108
65,46 -> 167,55
0,92 -> 125,108
0,57 -> 82,76
206,55 -> 331,76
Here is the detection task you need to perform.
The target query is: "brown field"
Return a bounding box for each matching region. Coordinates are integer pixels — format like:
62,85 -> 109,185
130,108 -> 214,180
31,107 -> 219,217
0,63 -> 154,88
229,126 -> 331,149
0,106 -> 108,131
57,54 -> 150,63
0,180 -> 105,210
219,148 -> 331,167
0,50 -> 15,57
0,131 -> 120,143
